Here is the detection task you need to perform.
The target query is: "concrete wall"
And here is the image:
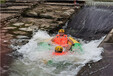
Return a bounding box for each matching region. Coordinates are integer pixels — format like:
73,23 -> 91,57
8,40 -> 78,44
99,29 -> 113,47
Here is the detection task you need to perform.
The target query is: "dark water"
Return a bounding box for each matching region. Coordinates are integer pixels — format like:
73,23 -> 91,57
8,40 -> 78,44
65,5 -> 113,41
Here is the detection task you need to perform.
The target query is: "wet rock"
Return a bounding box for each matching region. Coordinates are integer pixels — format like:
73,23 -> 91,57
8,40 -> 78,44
58,21 -> 63,24
11,51 -> 23,58
13,31 -> 27,35
40,24 -> 50,28
16,35 -> 29,39
19,28 -> 27,31
61,12 -> 71,17
11,39 -> 29,47
21,4 -> 75,32
46,8 -> 53,12
27,27 -> 33,32
1,30 -> 8,33
19,27 -> 33,32
61,9 -> 75,17
39,13 -> 54,19
10,18 -> 18,23
62,7 -> 70,10
25,23 -> 34,27
40,28 -> 45,30
30,25 -> 39,30
13,23 -> 24,26
67,9 -> 75,13
2,27 -> 17,30
26,11 -> 38,17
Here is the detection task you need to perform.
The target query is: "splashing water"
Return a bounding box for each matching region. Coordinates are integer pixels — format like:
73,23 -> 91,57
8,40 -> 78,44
9,30 -> 104,76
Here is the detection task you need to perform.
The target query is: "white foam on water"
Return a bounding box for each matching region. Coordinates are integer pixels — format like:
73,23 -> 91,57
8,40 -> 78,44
9,30 -> 104,76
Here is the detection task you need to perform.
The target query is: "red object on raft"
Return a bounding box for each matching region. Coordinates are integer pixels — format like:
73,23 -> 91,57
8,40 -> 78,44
53,34 -> 68,47
74,0 -> 76,5
52,52 -> 67,56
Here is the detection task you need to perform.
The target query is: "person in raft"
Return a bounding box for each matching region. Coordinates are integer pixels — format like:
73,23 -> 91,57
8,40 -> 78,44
52,46 -> 66,55
51,29 -> 74,52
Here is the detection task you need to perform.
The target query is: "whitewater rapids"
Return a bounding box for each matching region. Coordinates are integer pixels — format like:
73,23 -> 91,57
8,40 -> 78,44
9,30 -> 104,76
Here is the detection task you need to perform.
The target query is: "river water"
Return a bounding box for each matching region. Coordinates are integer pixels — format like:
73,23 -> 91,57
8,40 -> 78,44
9,30 -> 104,76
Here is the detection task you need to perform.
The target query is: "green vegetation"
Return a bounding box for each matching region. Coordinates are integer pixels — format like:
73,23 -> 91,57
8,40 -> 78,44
94,0 -> 113,2
0,0 -> 6,3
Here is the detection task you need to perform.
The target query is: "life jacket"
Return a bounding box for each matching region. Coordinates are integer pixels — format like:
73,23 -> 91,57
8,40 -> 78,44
52,52 -> 67,56
53,34 -> 68,47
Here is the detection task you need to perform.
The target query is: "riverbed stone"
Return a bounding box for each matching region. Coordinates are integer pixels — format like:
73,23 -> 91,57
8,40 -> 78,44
40,24 -> 49,28
2,27 -> 17,30
19,27 -> 33,32
25,23 -> 34,27
19,28 -> 27,31
10,18 -> 18,23
13,31 -> 27,35
60,9 -> 75,17
58,21 -> 63,24
39,13 -> 54,19
40,28 -> 45,30
26,11 -> 38,16
61,11 -> 71,17
13,23 -> 24,26
22,4 -> 75,32
67,9 -> 75,13
1,29 -> 8,33
16,35 -> 29,39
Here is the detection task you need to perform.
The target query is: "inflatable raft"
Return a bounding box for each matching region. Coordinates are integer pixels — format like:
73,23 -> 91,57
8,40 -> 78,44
38,37 -> 83,54
38,37 -> 83,64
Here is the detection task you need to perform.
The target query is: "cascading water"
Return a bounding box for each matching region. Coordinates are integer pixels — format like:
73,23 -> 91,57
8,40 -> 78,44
9,30 -> 103,76
66,5 -> 113,40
